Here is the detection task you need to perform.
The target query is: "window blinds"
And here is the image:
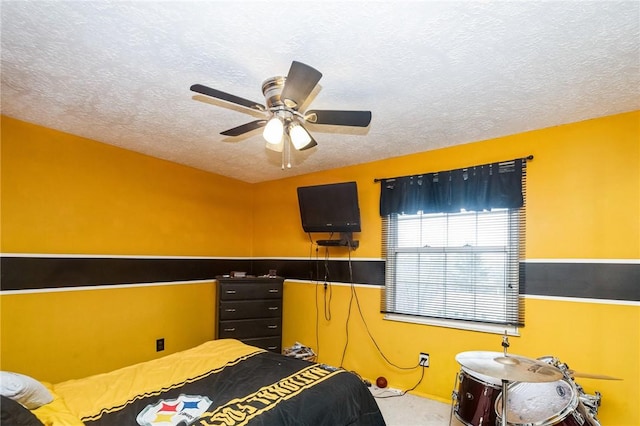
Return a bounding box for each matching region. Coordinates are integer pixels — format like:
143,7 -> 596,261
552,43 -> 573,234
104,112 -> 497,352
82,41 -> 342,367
380,157 -> 528,327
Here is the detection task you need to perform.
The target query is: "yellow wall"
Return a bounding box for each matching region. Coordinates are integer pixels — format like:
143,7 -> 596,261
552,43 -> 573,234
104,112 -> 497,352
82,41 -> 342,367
1,116 -> 251,381
1,117 -> 253,256
254,111 -> 639,425
0,283 -> 215,383
1,112 -> 638,424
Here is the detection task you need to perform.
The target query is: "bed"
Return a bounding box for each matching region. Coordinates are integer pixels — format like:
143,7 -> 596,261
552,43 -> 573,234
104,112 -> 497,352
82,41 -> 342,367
2,339 -> 386,426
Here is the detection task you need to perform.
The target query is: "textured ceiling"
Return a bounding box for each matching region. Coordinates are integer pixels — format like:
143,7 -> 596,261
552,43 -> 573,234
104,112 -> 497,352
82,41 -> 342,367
2,1 -> 639,183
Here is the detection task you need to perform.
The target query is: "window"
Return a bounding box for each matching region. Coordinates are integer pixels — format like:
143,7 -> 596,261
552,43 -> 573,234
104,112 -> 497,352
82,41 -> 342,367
379,158 -> 528,334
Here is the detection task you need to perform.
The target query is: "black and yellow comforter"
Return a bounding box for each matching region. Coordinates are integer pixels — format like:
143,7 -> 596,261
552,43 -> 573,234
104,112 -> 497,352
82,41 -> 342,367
34,339 -> 385,426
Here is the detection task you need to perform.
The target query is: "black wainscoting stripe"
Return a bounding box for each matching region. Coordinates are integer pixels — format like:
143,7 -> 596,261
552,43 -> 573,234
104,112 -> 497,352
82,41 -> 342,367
0,256 -> 385,291
2,256 -> 637,302
524,262 -> 639,301
0,257 -> 251,291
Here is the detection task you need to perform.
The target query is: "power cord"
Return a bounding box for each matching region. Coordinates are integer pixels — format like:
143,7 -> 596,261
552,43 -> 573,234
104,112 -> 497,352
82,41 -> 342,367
310,235 -> 321,359
372,365 -> 427,399
322,247 -> 332,321
311,236 -> 334,360
313,238 -> 422,394
339,273 -> 354,368
343,247 -> 419,371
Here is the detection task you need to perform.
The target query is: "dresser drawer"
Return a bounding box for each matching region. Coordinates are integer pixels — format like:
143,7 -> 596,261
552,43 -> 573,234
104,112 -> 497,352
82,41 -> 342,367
219,300 -> 282,320
218,318 -> 282,339
240,336 -> 282,353
219,281 -> 283,300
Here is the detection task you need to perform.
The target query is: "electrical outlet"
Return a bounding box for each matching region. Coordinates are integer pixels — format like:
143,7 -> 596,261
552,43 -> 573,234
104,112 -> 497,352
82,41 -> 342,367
419,352 -> 429,367
156,338 -> 165,352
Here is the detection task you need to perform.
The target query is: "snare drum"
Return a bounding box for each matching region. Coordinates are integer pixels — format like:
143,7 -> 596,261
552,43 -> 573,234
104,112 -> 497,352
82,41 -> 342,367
453,368 -> 502,426
495,379 -> 599,426
536,355 -> 602,422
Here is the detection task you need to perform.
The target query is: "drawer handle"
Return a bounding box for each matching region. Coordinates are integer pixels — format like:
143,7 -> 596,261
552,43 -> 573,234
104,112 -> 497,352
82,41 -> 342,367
225,308 -> 236,312
267,346 -> 278,350
225,290 -> 237,294
223,328 -> 236,332
267,325 -> 278,329
268,307 -> 279,311
268,289 -> 279,293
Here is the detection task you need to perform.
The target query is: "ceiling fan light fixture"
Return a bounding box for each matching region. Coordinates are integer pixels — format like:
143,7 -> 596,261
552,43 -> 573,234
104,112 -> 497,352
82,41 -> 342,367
265,138 -> 284,152
289,122 -> 312,150
263,116 -> 284,144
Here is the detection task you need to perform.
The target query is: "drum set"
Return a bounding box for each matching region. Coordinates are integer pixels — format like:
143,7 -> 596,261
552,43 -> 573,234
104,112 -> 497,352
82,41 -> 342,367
451,336 -> 613,426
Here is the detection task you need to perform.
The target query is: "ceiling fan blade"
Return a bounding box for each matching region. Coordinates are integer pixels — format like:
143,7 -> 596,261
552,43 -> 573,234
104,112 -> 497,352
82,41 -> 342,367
305,110 -> 372,127
191,84 -> 265,111
220,120 -> 267,137
280,61 -> 322,109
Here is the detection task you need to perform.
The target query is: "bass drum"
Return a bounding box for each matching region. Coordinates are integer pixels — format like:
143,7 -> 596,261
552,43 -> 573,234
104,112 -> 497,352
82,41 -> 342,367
453,368 -> 502,426
495,379 -> 599,426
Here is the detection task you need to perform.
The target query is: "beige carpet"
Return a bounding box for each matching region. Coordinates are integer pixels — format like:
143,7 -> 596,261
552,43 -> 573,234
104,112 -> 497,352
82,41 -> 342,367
371,387 -> 456,426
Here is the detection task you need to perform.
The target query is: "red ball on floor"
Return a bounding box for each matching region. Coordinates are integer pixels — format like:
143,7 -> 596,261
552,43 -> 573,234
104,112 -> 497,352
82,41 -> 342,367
376,376 -> 387,388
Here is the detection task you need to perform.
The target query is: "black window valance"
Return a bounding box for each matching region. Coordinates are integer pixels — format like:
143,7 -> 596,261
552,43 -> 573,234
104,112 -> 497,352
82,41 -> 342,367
377,156 -> 531,216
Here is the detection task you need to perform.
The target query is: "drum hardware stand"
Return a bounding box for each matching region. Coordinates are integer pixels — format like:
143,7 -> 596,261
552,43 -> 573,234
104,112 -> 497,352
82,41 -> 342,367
500,332 -> 510,426
448,371 -> 460,426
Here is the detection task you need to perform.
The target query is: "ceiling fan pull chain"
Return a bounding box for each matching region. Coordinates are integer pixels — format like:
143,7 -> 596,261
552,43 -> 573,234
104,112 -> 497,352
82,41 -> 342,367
281,137 -> 287,170
281,145 -> 285,170
286,139 -> 292,169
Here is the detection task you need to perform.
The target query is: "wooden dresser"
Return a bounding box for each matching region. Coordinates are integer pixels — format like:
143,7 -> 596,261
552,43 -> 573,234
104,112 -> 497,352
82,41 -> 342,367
215,276 -> 284,353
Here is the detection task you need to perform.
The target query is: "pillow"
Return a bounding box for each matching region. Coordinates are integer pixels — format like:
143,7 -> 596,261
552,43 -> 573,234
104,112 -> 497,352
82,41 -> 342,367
1,395 -> 44,426
0,371 -> 53,409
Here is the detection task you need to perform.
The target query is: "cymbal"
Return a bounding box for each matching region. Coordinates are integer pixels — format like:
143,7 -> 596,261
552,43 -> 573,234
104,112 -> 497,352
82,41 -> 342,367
456,351 -> 563,383
568,370 -> 622,381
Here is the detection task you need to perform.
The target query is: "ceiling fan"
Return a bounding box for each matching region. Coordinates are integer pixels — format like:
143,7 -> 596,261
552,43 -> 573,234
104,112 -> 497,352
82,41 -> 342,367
190,61 -> 372,168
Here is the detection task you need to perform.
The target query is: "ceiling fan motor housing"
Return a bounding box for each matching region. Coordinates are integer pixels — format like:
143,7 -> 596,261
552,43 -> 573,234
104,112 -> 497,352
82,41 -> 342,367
262,76 -> 286,109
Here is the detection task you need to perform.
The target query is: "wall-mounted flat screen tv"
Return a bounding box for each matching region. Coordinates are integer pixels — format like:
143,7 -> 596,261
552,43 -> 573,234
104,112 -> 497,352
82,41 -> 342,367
297,181 -> 361,233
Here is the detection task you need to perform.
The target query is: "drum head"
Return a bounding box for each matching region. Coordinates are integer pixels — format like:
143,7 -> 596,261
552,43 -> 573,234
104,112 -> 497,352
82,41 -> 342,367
461,367 -> 502,387
496,380 -> 577,424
